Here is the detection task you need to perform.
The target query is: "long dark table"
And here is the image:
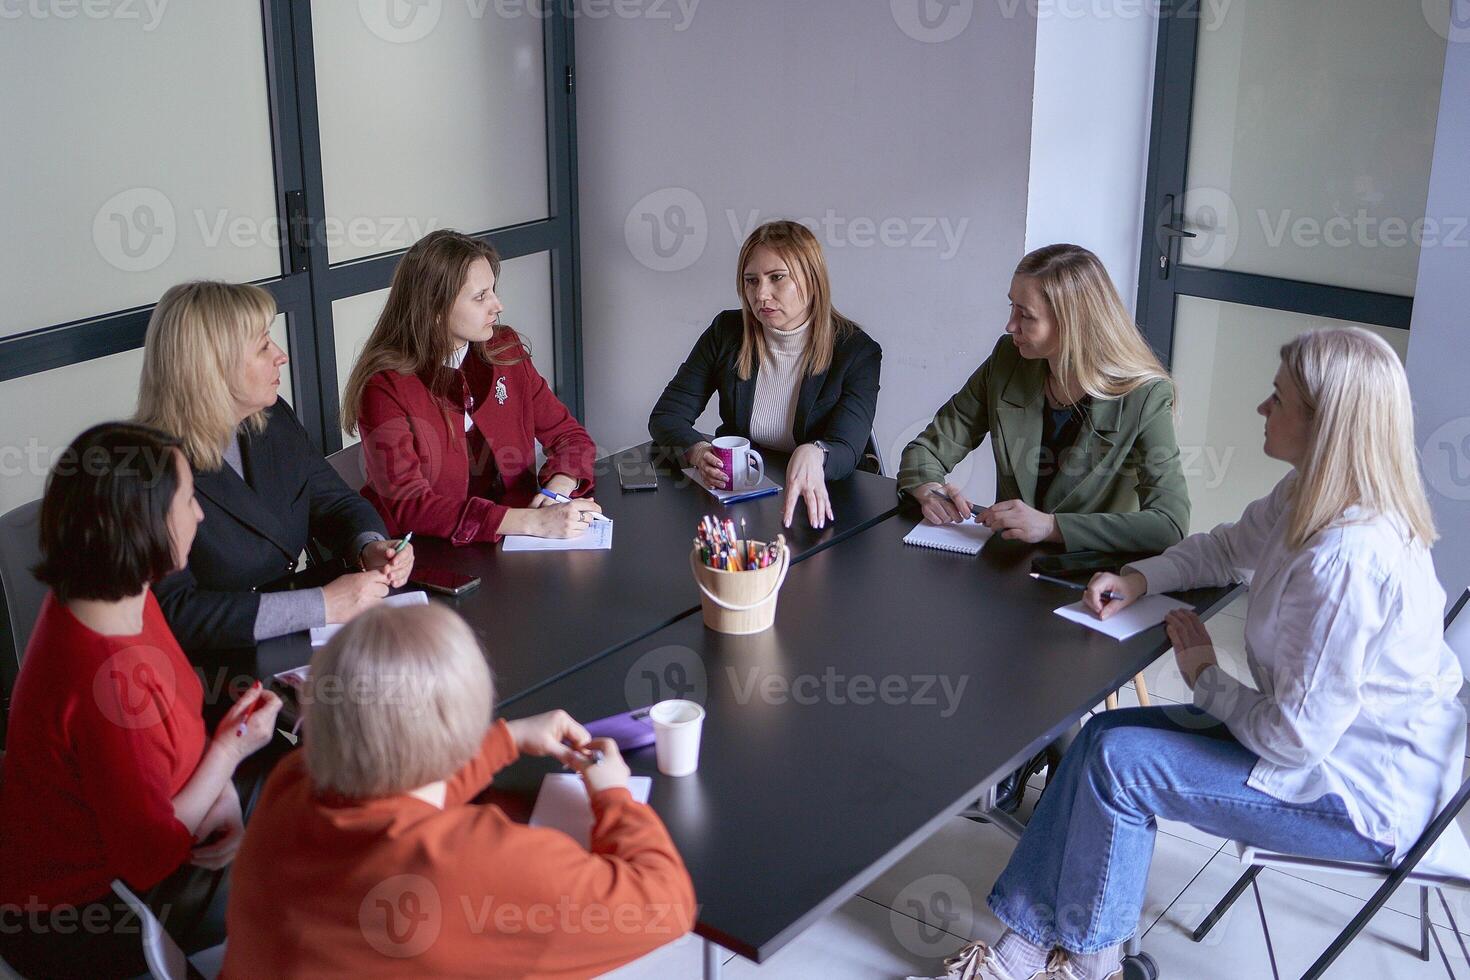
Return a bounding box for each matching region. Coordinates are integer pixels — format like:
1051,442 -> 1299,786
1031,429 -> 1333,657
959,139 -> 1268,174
202,443 -> 899,713
492,513 -> 1240,972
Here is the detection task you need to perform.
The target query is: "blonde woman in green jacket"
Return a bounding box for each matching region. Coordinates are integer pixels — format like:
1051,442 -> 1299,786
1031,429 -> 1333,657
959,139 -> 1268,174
898,244 -> 1189,555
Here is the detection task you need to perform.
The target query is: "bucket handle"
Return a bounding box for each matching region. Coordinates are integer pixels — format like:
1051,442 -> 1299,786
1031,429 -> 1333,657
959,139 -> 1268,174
690,538 -> 790,612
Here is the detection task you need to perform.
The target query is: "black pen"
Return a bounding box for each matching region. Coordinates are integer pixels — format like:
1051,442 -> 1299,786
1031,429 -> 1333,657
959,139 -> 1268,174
925,485 -> 983,518
1030,571 -> 1123,602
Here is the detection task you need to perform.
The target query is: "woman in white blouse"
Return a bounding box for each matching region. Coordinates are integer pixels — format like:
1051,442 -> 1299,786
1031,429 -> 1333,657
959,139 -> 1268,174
921,327 -> 1464,980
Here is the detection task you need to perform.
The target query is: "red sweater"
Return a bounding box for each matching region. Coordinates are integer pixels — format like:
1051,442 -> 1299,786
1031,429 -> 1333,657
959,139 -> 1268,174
223,720 -> 696,979
358,345 -> 597,545
0,592 -> 205,907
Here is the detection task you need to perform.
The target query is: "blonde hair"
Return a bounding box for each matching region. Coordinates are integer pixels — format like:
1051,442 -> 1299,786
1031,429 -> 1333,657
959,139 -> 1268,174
341,230 -> 528,436
304,604 -> 494,799
735,221 -> 855,380
1280,327 -> 1437,549
135,281 -> 278,471
1015,244 -> 1171,403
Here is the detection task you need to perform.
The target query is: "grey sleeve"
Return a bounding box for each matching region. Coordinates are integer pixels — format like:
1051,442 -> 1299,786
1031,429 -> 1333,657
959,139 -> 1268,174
349,531 -> 387,566
253,587 -> 328,642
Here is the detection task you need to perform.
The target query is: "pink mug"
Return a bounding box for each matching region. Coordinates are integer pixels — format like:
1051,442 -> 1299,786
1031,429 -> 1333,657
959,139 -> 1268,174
711,436 -> 765,489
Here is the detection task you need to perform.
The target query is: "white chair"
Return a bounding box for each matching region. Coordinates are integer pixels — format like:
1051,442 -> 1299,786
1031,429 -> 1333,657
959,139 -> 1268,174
1190,588 -> 1470,979
111,879 -> 223,980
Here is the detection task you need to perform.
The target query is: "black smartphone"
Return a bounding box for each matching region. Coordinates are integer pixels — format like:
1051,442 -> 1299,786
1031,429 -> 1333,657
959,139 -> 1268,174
1030,550 -> 1134,579
408,567 -> 481,597
617,458 -> 659,492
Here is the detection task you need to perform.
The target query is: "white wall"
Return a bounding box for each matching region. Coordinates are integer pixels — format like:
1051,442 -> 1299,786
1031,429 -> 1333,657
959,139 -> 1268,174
574,0 -> 1037,499
1408,33 -> 1470,607
1024,6 -> 1158,309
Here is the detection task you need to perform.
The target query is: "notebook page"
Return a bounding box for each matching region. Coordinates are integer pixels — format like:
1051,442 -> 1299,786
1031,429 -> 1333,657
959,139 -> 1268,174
529,773 -> 654,848
902,517 -> 993,554
1053,593 -> 1192,641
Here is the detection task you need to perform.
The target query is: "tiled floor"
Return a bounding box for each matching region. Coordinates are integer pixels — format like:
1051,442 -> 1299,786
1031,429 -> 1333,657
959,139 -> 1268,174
601,591 -> 1470,978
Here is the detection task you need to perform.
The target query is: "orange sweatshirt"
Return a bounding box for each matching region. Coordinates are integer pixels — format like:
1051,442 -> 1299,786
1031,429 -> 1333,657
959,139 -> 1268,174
223,720 -> 696,978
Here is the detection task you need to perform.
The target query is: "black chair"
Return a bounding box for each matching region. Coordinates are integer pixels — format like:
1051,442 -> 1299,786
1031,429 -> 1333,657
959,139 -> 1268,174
0,499 -> 45,747
1190,587 -> 1470,979
326,439 -> 366,493
858,433 -> 883,476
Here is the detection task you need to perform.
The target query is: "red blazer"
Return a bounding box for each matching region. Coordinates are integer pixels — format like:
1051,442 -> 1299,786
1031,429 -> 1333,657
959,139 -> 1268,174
358,344 -> 596,545
0,591 -> 205,907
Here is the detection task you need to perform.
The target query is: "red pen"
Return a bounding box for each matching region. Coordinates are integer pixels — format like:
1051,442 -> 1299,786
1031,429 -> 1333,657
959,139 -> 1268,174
235,682 -> 265,737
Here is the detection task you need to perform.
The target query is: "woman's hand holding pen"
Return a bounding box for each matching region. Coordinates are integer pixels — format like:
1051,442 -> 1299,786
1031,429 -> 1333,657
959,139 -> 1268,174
360,538 -> 414,588
979,499 -> 1062,544
529,473 -> 580,507
917,482 -> 973,525
505,709 -> 592,766
1084,571 -> 1147,620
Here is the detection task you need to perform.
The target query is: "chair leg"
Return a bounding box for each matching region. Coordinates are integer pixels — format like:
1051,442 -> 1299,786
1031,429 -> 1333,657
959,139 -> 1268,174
1191,866 -> 1262,943
1435,888 -> 1470,969
1421,886 -> 1432,962
1133,673 -> 1151,707
1105,692 -> 1119,711
1248,875 -> 1282,980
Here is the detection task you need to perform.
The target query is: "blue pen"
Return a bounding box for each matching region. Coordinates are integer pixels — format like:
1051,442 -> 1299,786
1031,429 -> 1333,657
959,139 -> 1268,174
539,487 -> 611,522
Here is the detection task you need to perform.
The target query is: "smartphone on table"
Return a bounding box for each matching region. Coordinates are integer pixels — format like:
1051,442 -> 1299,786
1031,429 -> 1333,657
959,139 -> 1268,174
409,566 -> 481,597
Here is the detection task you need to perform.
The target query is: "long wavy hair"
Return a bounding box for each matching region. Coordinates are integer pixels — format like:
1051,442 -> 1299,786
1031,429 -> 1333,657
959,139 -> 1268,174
1280,327 -> 1437,549
735,220 -> 855,380
341,230 -> 528,435
1015,244 -> 1171,404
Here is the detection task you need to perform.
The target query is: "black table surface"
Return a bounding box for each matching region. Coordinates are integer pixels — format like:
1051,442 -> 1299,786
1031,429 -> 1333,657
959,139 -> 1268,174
495,513 -> 1241,963
204,443 -> 898,712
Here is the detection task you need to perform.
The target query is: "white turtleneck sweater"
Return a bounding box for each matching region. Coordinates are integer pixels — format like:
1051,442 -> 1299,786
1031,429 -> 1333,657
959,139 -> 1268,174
748,321 -> 809,452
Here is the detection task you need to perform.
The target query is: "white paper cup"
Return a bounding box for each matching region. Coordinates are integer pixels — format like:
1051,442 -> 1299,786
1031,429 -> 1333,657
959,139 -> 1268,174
650,699 -> 706,777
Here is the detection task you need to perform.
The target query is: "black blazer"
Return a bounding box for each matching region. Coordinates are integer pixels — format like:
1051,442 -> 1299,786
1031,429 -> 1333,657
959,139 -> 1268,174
648,310 -> 883,480
154,399 -> 386,653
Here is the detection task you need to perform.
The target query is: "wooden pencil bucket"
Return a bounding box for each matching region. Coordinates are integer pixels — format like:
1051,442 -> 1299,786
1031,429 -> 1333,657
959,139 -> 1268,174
689,535 -> 790,635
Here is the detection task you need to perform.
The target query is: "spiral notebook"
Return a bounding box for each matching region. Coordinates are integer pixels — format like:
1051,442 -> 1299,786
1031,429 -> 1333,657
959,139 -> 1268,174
902,517 -> 993,555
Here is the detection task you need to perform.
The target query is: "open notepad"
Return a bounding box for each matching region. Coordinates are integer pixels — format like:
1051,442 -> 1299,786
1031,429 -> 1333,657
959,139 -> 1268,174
1053,593 -> 1192,641
681,468 -> 782,504
502,519 -> 613,551
902,517 -> 994,555
529,773 -> 654,848
309,590 -> 429,646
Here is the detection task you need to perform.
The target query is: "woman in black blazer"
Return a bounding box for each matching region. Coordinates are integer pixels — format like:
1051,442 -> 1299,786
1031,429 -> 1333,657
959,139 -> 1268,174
136,281 -> 415,653
649,221 -> 882,528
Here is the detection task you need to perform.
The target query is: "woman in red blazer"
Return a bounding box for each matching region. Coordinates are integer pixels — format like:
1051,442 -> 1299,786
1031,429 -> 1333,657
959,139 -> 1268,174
342,231 -> 601,544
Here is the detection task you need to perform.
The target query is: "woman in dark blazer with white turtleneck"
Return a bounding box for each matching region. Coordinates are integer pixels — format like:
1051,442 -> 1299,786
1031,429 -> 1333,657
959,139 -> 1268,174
648,220 -> 882,529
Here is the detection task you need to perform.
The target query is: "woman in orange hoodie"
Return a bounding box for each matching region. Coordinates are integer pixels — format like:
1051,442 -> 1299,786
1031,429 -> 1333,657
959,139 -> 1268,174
223,603 -> 696,978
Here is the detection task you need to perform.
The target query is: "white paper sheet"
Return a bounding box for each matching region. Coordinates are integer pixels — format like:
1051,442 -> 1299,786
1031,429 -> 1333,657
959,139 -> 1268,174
501,519 -> 613,551
1053,593 -> 1193,641
528,773 -> 654,848
309,590 -> 430,646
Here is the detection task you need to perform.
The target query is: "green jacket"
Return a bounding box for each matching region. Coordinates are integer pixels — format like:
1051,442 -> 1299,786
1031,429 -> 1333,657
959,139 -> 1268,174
897,335 -> 1190,554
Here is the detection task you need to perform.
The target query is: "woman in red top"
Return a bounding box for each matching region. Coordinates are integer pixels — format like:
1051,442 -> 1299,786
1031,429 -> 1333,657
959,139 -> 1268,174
0,422 -> 282,978
341,230 -> 601,544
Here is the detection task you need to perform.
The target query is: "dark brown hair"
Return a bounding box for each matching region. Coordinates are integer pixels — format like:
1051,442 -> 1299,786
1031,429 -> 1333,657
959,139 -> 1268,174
33,422 -> 184,603
340,230 -> 528,434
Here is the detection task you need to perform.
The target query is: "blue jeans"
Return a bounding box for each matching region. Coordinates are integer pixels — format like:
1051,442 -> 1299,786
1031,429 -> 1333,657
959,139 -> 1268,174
987,706 -> 1393,954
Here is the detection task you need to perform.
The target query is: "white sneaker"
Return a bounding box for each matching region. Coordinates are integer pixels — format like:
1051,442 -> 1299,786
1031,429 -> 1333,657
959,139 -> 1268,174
905,939 -> 1047,980
1043,949 -> 1124,980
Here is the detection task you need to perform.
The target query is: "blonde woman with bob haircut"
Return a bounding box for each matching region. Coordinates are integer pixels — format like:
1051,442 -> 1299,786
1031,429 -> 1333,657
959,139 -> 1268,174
919,328 -> 1464,980
224,604 -> 697,977
138,281 -> 413,654
899,243 -> 1189,554
649,220 -> 883,529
